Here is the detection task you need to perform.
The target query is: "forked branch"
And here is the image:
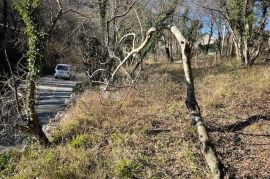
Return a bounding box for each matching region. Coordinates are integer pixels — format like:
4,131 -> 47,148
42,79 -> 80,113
47,0 -> 92,35
107,0 -> 137,23
88,26 -> 224,178
110,27 -> 156,79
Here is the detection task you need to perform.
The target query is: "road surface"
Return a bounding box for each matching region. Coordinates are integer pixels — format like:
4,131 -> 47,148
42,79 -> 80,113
0,76 -> 78,152
36,76 -> 78,124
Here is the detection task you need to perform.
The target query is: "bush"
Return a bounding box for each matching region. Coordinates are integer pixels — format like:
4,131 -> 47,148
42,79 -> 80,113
115,156 -> 149,179
69,134 -> 92,148
0,151 -> 21,177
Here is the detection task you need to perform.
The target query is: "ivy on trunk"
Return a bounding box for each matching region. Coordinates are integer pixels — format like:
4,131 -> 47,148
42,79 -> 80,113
15,0 -> 50,146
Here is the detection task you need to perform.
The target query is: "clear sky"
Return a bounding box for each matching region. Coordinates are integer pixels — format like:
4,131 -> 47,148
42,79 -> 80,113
200,16 -> 270,37
266,20 -> 270,30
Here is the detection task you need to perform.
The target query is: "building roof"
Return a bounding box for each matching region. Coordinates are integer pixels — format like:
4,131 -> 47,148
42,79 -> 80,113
197,34 -> 217,45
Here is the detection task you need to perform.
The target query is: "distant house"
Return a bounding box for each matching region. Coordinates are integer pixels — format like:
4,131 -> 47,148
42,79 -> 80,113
197,34 -> 217,46
194,34 -> 217,55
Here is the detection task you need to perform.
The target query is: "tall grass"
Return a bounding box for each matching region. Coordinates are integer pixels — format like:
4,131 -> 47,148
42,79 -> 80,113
1,60 -> 269,178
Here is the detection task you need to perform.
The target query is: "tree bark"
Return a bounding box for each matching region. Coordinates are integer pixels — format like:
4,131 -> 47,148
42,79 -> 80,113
243,38 -> 249,66
217,19 -> 223,61
206,17 -> 214,55
170,25 -> 223,179
103,25 -> 224,177
15,0 -> 51,146
25,77 -> 50,146
165,46 -> 173,62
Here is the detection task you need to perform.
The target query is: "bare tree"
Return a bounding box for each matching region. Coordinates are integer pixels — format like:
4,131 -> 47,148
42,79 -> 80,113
86,1 -> 224,176
193,0 -> 270,66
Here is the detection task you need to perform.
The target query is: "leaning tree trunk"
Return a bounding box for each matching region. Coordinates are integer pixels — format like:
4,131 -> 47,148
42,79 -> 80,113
103,24 -> 224,178
169,25 -> 223,179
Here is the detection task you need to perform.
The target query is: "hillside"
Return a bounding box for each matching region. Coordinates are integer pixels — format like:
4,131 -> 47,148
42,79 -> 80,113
1,60 -> 269,178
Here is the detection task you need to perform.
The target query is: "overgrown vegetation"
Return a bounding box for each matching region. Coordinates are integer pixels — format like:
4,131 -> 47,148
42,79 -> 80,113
1,59 -> 269,178
14,0 -> 50,145
0,0 -> 269,178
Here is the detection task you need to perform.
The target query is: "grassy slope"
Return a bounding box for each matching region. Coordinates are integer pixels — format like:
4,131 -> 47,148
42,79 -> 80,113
1,60 -> 269,178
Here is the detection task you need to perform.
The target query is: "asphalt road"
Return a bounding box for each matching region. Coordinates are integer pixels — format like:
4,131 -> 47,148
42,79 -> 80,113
0,76 -> 78,152
36,76 -> 78,124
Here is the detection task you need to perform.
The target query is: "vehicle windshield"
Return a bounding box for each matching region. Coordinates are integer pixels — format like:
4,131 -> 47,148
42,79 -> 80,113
56,65 -> 68,71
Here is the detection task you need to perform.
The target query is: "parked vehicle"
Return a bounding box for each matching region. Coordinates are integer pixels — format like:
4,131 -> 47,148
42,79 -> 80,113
54,64 -> 71,80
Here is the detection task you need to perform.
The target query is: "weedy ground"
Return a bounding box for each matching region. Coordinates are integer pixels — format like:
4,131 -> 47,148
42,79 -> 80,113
1,58 -> 269,178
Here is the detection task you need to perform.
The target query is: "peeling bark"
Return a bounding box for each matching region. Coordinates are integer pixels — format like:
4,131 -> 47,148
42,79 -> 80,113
170,25 -> 223,179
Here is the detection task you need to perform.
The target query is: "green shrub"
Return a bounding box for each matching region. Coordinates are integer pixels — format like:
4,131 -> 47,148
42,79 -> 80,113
0,153 -> 11,171
115,159 -> 141,178
69,134 -> 92,148
115,156 -> 149,178
110,132 -> 125,145
0,151 -> 21,177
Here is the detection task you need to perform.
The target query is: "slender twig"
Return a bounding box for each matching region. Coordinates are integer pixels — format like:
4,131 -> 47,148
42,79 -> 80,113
107,0 -> 137,23
4,49 -> 22,115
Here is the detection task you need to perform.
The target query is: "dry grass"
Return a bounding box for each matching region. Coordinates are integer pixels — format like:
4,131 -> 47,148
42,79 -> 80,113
1,59 -> 269,178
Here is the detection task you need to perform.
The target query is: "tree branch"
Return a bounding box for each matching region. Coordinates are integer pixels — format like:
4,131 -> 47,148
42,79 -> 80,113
107,0 -> 137,23
110,27 -> 156,80
169,25 -> 223,178
4,49 -> 22,116
47,0 -> 92,35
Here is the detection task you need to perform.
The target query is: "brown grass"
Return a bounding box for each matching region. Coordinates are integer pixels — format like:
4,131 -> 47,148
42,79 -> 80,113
2,59 -> 270,178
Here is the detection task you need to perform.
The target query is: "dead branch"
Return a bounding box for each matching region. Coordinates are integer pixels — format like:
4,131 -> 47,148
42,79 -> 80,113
169,25 -> 223,178
87,24 -> 224,177
107,0 -> 137,23
135,9 -> 145,43
4,49 -> 22,115
87,27 -> 156,90
47,0 -> 92,35
110,27 -> 156,80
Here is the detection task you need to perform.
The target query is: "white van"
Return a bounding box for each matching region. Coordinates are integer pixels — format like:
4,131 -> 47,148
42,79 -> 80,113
54,64 -> 71,80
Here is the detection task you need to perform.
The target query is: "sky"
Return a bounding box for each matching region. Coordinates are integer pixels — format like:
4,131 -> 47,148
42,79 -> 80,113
266,20 -> 270,31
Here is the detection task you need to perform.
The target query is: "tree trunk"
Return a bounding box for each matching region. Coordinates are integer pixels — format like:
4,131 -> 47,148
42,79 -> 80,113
169,36 -> 174,61
165,46 -> 173,62
162,34 -> 173,62
206,18 -> 214,55
15,0 -> 51,146
217,19 -> 223,61
225,32 -> 232,57
98,0 -> 109,48
170,25 -> 223,179
25,77 -> 50,146
221,25 -> 226,56
243,38 -> 250,66
106,25 -> 224,177
234,37 -> 245,64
